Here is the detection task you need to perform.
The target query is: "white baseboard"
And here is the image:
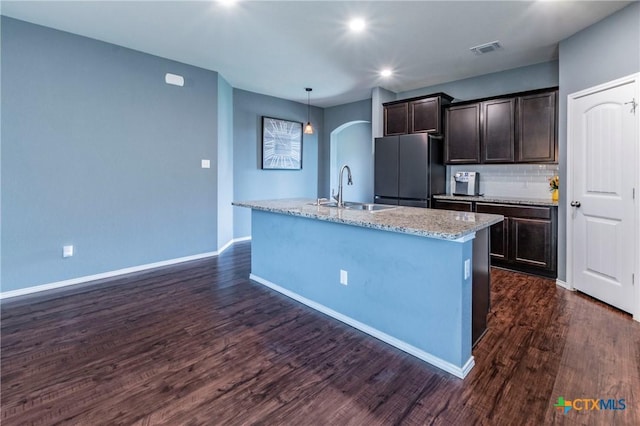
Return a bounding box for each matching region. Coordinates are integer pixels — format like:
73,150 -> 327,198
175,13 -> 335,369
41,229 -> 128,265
555,279 -> 572,290
232,236 -> 252,243
250,273 -> 474,379
0,236 -> 253,300
217,236 -> 251,254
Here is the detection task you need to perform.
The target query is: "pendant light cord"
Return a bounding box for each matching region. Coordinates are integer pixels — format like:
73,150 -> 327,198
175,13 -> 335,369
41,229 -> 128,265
304,88 -> 313,134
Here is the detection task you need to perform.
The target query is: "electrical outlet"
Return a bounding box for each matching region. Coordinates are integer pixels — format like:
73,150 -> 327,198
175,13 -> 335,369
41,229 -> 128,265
464,259 -> 470,279
340,269 -> 348,285
63,245 -> 74,258
201,159 -> 211,169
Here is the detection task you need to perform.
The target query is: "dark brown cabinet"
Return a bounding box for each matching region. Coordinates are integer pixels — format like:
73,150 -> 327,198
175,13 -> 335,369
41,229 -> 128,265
444,103 -> 481,163
488,218 -> 508,260
517,91 -> 557,163
511,217 -> 553,268
472,228 -> 490,347
432,199 -> 473,212
475,203 -> 557,278
383,103 -> 408,136
444,88 -> 557,164
410,97 -> 440,133
434,198 -> 557,278
383,93 -> 452,136
482,98 -> 515,163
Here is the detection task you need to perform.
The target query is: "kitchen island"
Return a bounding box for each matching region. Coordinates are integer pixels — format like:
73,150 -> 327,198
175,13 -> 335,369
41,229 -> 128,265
233,198 -> 503,378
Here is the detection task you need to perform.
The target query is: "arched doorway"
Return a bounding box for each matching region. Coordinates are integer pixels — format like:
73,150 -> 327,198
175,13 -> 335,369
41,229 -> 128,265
330,121 -> 373,203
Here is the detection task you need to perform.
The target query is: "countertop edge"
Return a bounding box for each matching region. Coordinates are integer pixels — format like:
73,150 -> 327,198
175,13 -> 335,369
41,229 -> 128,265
433,194 -> 558,207
233,200 -> 503,241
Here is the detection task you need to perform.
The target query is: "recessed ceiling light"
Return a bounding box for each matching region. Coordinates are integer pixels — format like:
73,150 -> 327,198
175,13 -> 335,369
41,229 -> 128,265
218,0 -> 237,6
380,69 -> 393,78
349,18 -> 366,32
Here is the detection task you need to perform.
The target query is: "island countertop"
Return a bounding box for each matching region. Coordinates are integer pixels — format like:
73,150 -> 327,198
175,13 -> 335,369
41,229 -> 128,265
233,198 -> 503,241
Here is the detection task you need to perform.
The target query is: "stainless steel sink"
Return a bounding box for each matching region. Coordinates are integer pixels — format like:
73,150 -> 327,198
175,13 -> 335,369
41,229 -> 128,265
308,200 -> 397,211
308,201 -> 359,208
345,203 -> 397,211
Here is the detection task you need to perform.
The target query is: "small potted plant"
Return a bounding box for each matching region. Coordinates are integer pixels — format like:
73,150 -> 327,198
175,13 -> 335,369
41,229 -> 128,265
549,175 -> 559,201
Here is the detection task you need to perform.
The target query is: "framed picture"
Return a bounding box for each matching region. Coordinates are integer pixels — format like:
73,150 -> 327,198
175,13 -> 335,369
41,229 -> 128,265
262,116 -> 303,170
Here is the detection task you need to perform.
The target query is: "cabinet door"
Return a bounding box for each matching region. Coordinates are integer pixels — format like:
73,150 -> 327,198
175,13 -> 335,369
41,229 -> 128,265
476,202 -> 509,259
384,103 -> 408,136
433,199 -> 474,212
517,91 -> 557,162
444,104 -> 481,164
510,218 -> 552,269
410,97 -> 440,134
488,220 -> 508,260
374,137 -> 399,198
482,98 -> 515,163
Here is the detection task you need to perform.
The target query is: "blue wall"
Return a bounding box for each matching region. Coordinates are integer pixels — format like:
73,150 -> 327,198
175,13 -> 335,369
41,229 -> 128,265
1,18 -> 221,291
397,61 -> 559,102
251,209 -> 473,371
217,76 -> 234,248
3,4 -> 635,293
332,123 -> 373,203
322,99 -> 371,197
374,61 -> 558,136
557,2 -> 640,281
232,89 -> 323,238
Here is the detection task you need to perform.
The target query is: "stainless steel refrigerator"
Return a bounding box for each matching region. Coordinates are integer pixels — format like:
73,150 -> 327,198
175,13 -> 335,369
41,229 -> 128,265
374,134 -> 445,208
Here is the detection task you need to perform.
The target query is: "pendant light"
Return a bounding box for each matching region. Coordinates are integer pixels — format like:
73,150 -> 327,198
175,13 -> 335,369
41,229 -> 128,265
304,88 -> 314,135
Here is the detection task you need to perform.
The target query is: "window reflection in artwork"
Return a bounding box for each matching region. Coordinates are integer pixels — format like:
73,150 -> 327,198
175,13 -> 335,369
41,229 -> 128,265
262,117 -> 303,170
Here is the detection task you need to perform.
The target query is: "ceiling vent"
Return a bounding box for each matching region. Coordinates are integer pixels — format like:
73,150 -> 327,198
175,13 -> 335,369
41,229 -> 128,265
470,41 -> 502,55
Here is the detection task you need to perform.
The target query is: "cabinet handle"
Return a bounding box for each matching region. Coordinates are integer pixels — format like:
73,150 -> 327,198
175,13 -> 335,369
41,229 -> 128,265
570,201 -> 581,208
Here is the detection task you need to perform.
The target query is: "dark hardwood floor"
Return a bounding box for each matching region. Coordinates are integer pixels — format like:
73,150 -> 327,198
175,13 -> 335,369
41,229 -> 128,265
2,241 -> 638,425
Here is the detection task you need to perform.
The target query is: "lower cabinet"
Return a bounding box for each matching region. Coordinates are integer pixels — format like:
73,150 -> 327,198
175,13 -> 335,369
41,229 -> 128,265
472,228 -> 490,347
432,199 -> 473,212
476,203 -> 557,278
434,199 -> 557,278
488,217 -> 508,260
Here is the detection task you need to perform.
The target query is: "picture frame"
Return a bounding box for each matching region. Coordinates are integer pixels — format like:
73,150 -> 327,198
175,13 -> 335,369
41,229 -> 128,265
261,116 -> 303,170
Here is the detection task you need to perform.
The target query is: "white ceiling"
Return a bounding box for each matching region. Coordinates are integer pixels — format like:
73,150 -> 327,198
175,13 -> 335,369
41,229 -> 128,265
1,1 -> 632,107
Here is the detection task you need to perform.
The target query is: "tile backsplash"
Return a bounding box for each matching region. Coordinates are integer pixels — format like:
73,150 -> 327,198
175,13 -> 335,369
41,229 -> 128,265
447,164 -> 559,200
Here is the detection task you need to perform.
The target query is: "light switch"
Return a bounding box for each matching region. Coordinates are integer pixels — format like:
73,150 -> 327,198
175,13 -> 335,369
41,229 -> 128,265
340,269 -> 348,285
201,159 -> 210,169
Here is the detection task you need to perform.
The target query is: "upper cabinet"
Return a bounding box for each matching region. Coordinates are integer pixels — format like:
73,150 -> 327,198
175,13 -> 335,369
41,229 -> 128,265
444,103 -> 481,164
482,98 -> 515,163
410,97 -> 440,133
383,103 -> 409,136
517,91 -> 557,163
383,93 -> 453,136
444,88 -> 558,164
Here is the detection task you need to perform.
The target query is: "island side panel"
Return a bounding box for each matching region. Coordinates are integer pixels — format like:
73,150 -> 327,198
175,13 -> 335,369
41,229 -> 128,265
250,209 -> 474,373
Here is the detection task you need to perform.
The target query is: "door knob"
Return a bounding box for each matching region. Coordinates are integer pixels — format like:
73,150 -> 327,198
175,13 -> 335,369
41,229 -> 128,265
570,201 -> 581,207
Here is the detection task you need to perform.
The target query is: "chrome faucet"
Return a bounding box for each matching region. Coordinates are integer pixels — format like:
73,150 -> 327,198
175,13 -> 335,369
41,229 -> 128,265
332,165 -> 353,207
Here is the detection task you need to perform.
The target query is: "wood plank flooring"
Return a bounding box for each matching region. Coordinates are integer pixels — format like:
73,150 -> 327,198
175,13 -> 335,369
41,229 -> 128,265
2,241 -> 639,425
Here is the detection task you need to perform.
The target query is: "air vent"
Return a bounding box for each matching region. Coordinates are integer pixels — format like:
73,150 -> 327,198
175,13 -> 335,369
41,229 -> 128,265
470,41 -> 502,55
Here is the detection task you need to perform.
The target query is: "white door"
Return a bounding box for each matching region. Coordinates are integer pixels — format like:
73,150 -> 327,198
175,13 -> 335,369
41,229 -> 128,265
568,76 -> 638,314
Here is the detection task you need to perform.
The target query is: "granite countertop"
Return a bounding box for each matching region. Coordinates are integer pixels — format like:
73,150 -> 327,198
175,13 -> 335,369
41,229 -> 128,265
233,198 -> 503,241
433,194 -> 558,207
